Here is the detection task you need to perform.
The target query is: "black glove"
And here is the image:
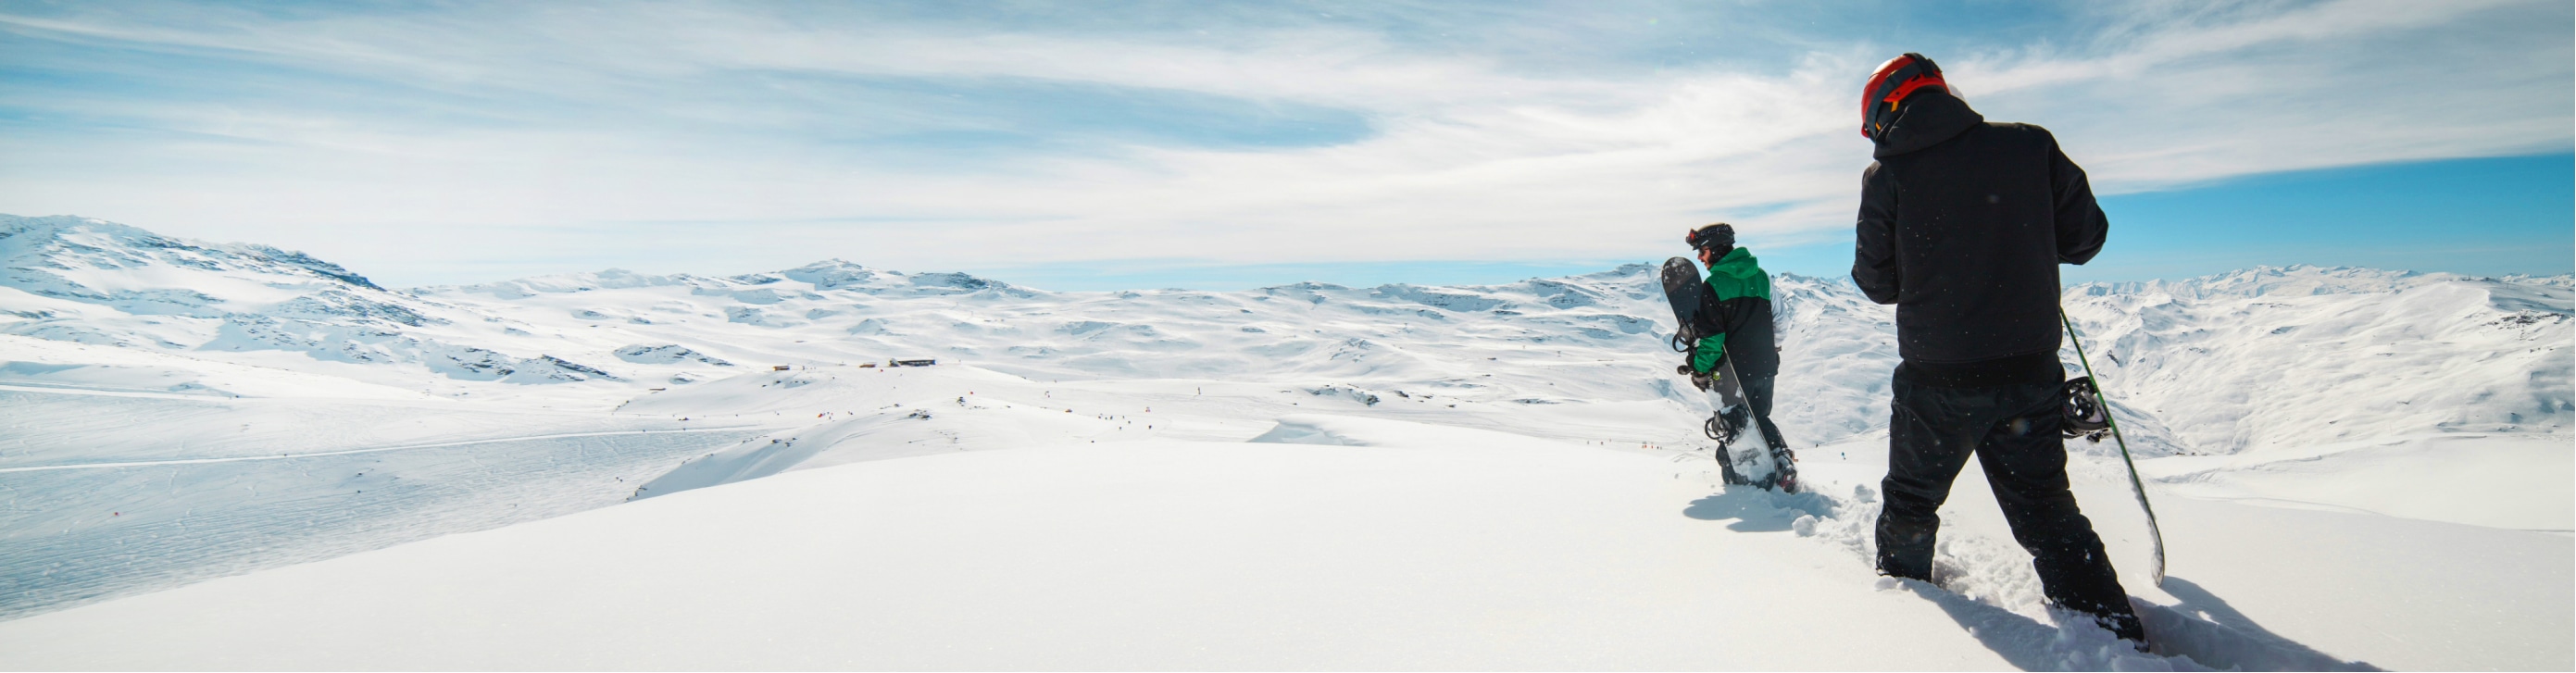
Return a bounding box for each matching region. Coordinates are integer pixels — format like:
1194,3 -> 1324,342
1677,364 -> 1714,391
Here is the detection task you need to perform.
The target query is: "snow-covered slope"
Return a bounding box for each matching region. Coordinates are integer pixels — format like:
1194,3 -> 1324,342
2,214 -> 2569,669
2066,266 -> 2571,452
0,419 -> 2561,670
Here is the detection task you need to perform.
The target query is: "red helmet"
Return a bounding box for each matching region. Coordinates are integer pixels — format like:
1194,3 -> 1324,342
1860,53 -> 1946,140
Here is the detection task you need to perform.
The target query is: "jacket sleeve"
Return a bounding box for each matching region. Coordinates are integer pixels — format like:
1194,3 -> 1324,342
2046,133 -> 2108,265
1691,331 -> 1726,373
1691,279 -> 1729,373
1852,162 -> 1901,305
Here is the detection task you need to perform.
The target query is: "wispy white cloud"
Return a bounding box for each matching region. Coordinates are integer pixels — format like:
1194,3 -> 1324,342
0,0 -> 2564,285
1958,0 -> 2569,183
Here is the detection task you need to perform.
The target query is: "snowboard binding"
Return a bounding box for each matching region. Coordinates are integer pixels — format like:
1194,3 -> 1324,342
2059,377 -> 2112,442
1703,407 -> 1743,445
1706,407 -> 1797,490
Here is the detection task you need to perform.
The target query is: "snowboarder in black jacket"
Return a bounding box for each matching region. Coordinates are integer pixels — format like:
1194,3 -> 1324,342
1849,53 -> 2144,646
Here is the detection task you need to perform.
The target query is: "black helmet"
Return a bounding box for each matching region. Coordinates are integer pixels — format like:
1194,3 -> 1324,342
1686,223 -> 1735,255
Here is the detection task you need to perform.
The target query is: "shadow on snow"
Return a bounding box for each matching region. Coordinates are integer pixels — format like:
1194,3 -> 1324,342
1682,487 -> 2377,671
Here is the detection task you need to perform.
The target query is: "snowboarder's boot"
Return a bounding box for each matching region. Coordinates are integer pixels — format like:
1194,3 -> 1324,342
1874,519 -> 1937,582
2089,609 -> 2148,652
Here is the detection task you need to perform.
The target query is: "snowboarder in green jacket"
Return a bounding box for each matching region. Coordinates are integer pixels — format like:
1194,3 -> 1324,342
1682,223 -> 1789,467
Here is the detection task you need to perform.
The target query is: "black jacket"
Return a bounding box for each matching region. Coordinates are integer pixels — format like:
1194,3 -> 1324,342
1853,89 -> 2107,387
1702,294 -> 1779,379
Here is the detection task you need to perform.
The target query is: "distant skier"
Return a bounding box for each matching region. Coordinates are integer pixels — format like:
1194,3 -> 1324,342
1849,54 -> 2145,646
1678,223 -> 1787,480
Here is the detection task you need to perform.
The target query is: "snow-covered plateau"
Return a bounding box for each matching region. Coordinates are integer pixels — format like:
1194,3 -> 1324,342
0,214 -> 2568,669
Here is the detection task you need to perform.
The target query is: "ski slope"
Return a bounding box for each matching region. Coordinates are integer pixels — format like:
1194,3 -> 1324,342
0,214 -> 2569,669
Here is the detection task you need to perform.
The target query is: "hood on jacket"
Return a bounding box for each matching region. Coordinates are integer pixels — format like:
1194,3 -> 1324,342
1709,246 -> 1763,278
1869,88 -> 1984,159
1705,246 -> 1772,301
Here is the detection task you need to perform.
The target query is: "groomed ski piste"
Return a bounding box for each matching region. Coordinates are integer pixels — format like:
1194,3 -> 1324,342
1,214 -> 2568,670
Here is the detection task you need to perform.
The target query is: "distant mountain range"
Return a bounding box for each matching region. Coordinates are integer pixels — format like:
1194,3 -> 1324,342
4,213 -> 2568,456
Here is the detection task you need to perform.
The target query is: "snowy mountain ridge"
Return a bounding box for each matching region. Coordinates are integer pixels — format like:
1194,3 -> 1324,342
441,258 -> 1042,301
1,215 -> 384,313
2074,263 -> 2576,300
5,213 -> 2567,456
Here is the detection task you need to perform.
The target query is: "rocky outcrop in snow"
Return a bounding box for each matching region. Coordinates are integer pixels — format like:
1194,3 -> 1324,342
614,344 -> 734,367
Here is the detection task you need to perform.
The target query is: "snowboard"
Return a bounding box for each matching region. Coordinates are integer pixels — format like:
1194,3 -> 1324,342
2060,310 -> 2166,586
1659,256 -> 1798,492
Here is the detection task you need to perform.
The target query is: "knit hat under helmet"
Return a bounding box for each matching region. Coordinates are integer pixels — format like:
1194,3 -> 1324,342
1860,53 -> 1946,140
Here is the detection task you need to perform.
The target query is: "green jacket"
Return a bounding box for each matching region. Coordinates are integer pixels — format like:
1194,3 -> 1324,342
1693,247 -> 1775,374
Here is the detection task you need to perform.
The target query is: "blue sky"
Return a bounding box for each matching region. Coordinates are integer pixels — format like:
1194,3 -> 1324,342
1,1 -> 2569,291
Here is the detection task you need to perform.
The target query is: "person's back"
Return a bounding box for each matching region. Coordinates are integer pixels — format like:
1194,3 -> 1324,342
1848,54 -> 2142,649
1865,96 -> 2102,371
1854,71 -> 2106,380
1696,246 -> 1779,380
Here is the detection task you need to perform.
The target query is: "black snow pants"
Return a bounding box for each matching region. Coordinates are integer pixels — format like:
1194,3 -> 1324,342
1741,375 -> 1788,451
1874,378 -> 2141,638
